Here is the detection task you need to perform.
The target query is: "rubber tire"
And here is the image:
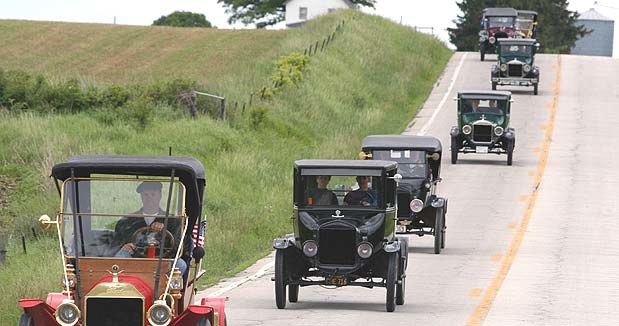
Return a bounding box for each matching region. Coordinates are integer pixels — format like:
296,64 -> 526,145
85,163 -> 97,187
480,49 -> 485,61
441,211 -> 446,249
396,237 -> 408,306
451,137 -> 458,164
274,250 -> 287,309
492,82 -> 497,90
18,314 -> 34,326
507,140 -> 514,166
288,283 -> 299,303
434,207 -> 444,254
533,83 -> 538,95
198,317 -> 212,326
386,252 -> 398,312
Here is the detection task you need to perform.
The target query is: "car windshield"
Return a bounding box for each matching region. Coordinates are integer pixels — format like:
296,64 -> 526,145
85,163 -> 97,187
516,19 -> 533,31
60,178 -> 185,258
488,16 -> 515,28
500,44 -> 531,56
372,150 -> 426,178
462,99 -> 507,115
302,175 -> 380,207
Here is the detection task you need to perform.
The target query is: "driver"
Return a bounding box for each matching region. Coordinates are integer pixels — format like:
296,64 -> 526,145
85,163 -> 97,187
344,176 -> 378,206
110,181 -> 187,275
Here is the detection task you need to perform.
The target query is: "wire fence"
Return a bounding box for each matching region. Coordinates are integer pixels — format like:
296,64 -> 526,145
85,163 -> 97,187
186,18 -> 353,121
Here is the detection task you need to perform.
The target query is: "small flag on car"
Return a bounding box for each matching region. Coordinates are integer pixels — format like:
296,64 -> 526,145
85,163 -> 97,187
192,219 -> 206,247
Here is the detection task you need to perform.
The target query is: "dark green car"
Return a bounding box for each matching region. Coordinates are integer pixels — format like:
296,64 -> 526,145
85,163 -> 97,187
491,38 -> 540,95
360,135 -> 447,254
450,91 -> 516,165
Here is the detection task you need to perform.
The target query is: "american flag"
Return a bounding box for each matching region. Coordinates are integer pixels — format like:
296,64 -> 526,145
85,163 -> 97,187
192,219 -> 206,247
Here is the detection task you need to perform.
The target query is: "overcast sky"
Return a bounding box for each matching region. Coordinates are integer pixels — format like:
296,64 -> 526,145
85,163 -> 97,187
0,0 -> 616,55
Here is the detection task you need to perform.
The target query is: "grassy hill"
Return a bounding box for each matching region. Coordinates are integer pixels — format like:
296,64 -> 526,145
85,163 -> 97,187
0,10 -> 451,322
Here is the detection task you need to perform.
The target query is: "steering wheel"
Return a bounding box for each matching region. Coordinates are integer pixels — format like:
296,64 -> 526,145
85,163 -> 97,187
130,226 -> 176,258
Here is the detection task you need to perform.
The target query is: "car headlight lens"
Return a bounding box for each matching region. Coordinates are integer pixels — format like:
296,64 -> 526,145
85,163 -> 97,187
424,182 -> 431,189
55,300 -> 80,326
357,242 -> 373,259
302,240 -> 318,257
147,300 -> 172,326
462,125 -> 472,135
494,126 -> 504,136
523,64 -> 531,72
409,199 -> 424,213
489,36 -> 496,44
500,63 -> 507,72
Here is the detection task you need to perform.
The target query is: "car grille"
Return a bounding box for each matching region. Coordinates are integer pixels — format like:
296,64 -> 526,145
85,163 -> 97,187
397,193 -> 411,217
86,297 -> 143,326
319,223 -> 356,265
508,64 -> 523,77
473,125 -> 492,142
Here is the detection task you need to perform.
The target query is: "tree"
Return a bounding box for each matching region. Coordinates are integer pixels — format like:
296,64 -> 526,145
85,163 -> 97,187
448,0 -> 589,53
218,0 -> 376,28
153,11 -> 213,28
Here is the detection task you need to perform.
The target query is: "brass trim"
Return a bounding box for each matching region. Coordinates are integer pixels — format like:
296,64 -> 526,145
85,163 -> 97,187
83,281 -> 145,326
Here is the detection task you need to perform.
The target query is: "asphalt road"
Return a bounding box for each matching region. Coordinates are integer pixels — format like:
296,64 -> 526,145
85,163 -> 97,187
197,52 -> 619,325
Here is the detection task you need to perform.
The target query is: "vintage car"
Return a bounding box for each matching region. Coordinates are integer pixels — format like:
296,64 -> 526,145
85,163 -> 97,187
359,135 -> 447,254
479,7 -> 518,61
516,10 -> 538,39
273,160 -> 408,312
491,38 -> 540,95
18,155 -> 226,326
451,91 -> 516,165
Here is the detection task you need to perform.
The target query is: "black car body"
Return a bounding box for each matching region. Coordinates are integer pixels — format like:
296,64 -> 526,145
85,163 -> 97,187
273,160 -> 408,312
479,7 -> 518,61
360,135 -> 447,254
491,38 -> 540,95
451,91 -> 516,165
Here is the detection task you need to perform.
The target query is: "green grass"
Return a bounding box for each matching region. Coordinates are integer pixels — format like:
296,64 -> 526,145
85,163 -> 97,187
0,10 -> 452,322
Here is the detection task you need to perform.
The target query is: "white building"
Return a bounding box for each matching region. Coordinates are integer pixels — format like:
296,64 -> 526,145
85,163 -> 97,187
284,0 -> 355,27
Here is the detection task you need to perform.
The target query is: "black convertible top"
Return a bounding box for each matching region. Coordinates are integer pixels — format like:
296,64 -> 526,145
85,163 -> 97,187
295,159 -> 397,170
517,10 -> 538,16
484,7 -> 518,17
51,155 -> 206,225
458,90 -> 512,100
497,38 -> 537,45
361,135 -> 442,153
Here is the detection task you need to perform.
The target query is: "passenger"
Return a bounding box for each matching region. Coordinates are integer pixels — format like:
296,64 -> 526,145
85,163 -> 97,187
307,175 -> 338,206
344,176 -> 378,206
110,181 -> 187,275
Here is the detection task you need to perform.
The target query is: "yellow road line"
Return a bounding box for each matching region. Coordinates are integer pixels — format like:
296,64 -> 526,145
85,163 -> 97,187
466,55 -> 562,326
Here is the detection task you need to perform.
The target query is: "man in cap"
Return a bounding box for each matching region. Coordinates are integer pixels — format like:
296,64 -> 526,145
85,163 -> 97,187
344,176 -> 378,206
110,181 -> 187,275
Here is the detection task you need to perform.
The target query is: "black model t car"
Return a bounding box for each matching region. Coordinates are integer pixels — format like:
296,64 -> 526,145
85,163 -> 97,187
360,135 -> 447,254
19,155 -> 227,326
273,160 -> 408,312
491,38 -> 540,95
451,91 -> 516,165
479,7 -> 518,61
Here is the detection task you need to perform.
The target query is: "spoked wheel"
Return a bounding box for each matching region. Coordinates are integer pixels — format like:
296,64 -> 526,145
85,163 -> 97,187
18,314 -> 34,326
288,283 -> 299,303
386,252 -> 398,312
274,249 -> 287,309
197,317 -> 212,326
396,237 -> 408,306
507,140 -> 514,166
451,137 -> 459,164
434,207 -> 444,254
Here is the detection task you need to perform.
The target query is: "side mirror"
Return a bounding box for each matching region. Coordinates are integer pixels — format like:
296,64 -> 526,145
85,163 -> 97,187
388,174 -> 403,183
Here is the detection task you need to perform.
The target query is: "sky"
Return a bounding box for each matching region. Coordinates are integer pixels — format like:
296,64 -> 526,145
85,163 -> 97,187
0,0 -> 616,56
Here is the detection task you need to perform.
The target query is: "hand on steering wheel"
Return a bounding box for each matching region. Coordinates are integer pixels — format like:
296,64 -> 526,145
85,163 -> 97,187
129,225 -> 176,258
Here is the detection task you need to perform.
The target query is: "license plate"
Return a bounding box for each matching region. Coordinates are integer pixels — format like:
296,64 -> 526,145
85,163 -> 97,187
510,81 -> 520,86
396,225 -> 407,233
326,276 -> 348,286
476,146 -> 489,154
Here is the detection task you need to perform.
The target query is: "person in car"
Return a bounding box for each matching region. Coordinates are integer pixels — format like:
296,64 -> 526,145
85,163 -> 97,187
307,175 -> 338,206
344,176 -> 378,206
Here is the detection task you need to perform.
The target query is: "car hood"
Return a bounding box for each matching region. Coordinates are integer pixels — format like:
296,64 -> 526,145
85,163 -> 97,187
500,56 -> 532,65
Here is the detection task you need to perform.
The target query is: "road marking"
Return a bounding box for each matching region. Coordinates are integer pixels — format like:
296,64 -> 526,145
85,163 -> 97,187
519,195 -> 528,202
546,103 -> 552,110
533,147 -> 540,153
470,288 -> 483,297
417,52 -> 468,136
207,261 -> 275,297
491,254 -> 502,262
539,124 -> 547,131
528,171 -> 535,177
466,55 -> 562,326
507,223 -> 517,230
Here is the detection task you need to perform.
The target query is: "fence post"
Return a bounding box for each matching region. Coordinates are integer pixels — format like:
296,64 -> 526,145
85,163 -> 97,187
314,41 -> 319,55
0,232 -> 7,266
21,235 -> 27,255
220,98 -> 226,120
249,93 -> 254,106
321,38 -> 327,51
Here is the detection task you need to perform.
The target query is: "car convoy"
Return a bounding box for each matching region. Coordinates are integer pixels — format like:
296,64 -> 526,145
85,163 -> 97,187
16,6 -> 542,324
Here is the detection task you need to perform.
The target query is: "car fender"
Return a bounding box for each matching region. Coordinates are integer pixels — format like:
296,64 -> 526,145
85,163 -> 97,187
45,292 -> 66,310
503,128 -> 516,141
431,197 -> 446,209
450,126 -> 460,137
171,297 -> 227,326
383,240 -> 400,253
18,299 -> 57,325
272,234 -> 295,250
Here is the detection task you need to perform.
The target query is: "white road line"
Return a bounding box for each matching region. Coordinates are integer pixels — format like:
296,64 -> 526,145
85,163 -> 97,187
417,52 -> 468,136
208,261 -> 275,297
204,52 -> 468,299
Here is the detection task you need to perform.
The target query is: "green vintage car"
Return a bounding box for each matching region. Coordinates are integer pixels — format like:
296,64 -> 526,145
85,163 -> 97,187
450,91 -> 516,165
491,38 -> 540,95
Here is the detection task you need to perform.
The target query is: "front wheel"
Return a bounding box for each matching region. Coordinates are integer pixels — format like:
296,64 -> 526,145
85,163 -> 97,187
507,140 -> 514,166
18,314 -> 34,326
386,252 -> 398,312
274,250 -> 287,309
198,317 -> 213,326
492,81 -> 497,90
434,207 -> 444,254
480,49 -> 485,61
533,83 -> 538,95
441,210 -> 446,249
451,137 -> 459,164
288,283 -> 299,303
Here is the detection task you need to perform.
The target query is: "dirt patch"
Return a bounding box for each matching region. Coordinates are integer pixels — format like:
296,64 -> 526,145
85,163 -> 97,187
0,175 -> 16,209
